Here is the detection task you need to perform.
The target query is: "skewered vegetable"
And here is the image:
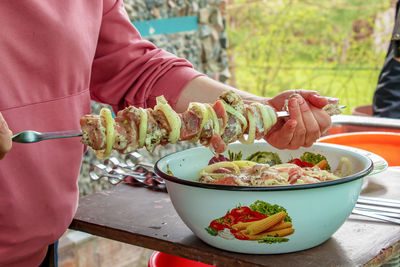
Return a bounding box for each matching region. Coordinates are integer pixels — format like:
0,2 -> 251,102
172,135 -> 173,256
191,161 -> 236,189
80,91 -> 341,159
94,108 -> 115,159
80,91 -> 278,158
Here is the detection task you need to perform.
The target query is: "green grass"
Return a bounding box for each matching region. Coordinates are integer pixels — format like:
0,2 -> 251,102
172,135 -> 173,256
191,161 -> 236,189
227,0 -> 392,113
235,64 -> 380,114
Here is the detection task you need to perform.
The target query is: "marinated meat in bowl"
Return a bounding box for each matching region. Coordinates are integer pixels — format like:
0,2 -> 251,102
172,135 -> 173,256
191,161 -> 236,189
198,151 -> 352,186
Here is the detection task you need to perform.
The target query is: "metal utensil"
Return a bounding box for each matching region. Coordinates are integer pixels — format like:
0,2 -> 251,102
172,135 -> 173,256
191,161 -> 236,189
89,160 -> 166,191
352,196 -> 400,225
276,105 -> 346,118
12,130 -> 82,143
352,209 -> 400,225
358,196 -> 400,209
105,156 -> 154,171
355,203 -> 400,218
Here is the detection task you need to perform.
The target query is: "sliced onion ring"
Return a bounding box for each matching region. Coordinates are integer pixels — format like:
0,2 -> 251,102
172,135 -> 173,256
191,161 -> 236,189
265,105 -> 277,127
189,102 -> 208,142
253,103 -> 275,134
199,161 -> 240,178
239,109 -> 255,144
222,102 -> 248,131
253,103 -> 268,134
232,160 -> 257,169
137,107 -> 148,148
155,96 -> 181,144
205,104 -> 220,135
94,108 -> 115,159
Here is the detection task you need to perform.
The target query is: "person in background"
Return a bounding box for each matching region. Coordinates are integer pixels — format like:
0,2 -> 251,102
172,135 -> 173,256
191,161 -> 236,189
373,0 -> 400,118
0,1 -> 334,266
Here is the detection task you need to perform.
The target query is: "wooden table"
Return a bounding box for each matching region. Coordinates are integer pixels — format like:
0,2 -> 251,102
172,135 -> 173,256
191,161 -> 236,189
70,167 -> 400,267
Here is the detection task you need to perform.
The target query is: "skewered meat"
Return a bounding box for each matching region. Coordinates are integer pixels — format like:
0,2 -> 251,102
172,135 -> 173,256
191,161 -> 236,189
80,91 -> 339,159
80,91 -> 278,158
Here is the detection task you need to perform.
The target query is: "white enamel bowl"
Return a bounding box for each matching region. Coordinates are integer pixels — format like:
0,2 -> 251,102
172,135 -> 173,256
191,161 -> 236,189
154,141 -> 387,254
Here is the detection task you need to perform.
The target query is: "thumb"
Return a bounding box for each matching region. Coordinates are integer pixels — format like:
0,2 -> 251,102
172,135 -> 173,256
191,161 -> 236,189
0,112 -> 12,160
307,94 -> 334,109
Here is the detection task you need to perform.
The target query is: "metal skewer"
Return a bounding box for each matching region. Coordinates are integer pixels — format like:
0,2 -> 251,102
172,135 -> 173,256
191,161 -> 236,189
12,130 -> 82,143
276,105 -> 346,118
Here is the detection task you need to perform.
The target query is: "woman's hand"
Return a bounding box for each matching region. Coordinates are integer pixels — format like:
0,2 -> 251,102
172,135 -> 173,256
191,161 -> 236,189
264,89 -> 337,149
0,112 -> 12,159
177,76 -> 337,149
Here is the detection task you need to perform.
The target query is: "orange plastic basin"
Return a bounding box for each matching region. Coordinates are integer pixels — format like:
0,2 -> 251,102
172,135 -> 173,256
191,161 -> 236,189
148,251 -> 215,267
318,132 -> 400,166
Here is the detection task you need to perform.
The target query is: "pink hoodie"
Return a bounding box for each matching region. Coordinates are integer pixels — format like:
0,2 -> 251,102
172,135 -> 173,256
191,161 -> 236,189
0,1 -> 201,266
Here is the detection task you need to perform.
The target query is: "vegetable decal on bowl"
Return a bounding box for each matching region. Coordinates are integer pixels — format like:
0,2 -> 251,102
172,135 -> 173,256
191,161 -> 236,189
205,201 -> 294,244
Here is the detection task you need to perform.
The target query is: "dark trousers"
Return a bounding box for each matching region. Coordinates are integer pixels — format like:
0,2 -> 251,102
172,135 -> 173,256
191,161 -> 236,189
38,241 -> 58,267
372,0 -> 400,118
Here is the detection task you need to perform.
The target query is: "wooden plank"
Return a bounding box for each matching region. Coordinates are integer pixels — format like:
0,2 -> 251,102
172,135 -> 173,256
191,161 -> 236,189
70,168 -> 400,267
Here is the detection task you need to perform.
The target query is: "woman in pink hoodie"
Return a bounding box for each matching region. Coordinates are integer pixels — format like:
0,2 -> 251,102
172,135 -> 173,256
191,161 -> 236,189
0,1 -> 332,266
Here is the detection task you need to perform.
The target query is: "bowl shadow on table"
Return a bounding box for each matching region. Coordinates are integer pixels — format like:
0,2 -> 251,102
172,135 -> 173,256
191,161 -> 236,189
348,178 -> 388,225
178,234 -> 351,266
360,179 -> 387,196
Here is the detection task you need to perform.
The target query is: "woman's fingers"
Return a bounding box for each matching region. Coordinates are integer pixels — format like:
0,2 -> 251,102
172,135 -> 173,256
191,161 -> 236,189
297,96 -> 321,147
299,91 -> 326,108
265,95 -> 323,149
0,112 -> 12,160
264,89 -> 337,149
288,96 -> 321,148
295,89 -> 338,109
294,91 -> 334,135
286,97 -> 306,149
309,105 -> 332,135
265,118 -> 297,149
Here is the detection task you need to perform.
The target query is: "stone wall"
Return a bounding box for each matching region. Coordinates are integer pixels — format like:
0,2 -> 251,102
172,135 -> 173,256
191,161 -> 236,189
79,0 -> 229,196
124,0 -> 230,81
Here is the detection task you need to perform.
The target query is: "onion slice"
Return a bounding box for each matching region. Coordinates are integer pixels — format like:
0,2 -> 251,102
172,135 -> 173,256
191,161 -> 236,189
155,96 -> 181,144
199,161 -> 240,178
232,160 -> 257,168
94,108 -> 115,159
222,103 -> 248,131
206,104 -> 221,135
239,109 -> 255,144
137,107 -> 148,148
253,103 -> 269,134
253,103 -> 276,134
265,105 -> 277,127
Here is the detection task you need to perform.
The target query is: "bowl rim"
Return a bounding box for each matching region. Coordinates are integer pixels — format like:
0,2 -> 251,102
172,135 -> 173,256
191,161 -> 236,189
318,131 -> 400,141
154,143 -> 374,191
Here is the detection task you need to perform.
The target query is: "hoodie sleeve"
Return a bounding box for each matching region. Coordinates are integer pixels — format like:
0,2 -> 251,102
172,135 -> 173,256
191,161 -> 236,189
89,0 -> 203,112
